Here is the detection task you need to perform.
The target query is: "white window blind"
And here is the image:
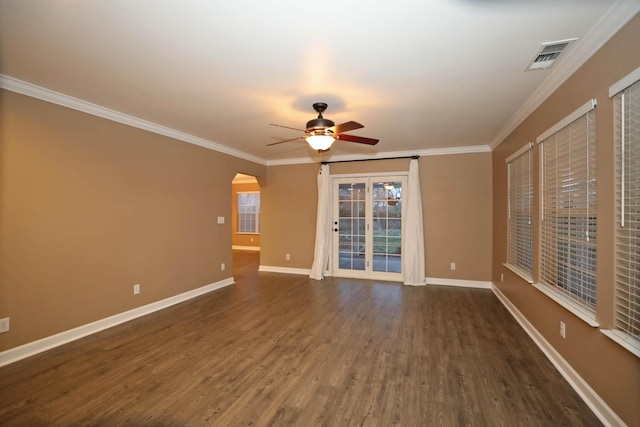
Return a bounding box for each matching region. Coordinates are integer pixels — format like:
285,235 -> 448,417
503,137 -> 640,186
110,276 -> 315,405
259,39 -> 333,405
506,143 -> 533,279
539,104 -> 597,314
613,79 -> 640,351
237,192 -> 260,233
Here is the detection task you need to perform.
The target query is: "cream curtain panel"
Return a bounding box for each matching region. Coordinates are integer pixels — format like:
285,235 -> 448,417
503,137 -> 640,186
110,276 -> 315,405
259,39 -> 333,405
309,164 -> 331,280
402,158 -> 425,286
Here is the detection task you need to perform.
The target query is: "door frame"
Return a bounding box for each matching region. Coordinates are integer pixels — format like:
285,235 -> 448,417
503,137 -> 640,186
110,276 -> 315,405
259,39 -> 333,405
330,172 -> 408,282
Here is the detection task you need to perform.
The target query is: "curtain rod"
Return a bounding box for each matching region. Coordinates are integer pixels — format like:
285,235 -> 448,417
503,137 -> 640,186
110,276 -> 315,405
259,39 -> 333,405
321,155 -> 419,165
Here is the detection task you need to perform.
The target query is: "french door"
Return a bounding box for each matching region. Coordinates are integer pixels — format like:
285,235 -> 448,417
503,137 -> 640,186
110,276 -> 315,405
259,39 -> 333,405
332,176 -> 406,281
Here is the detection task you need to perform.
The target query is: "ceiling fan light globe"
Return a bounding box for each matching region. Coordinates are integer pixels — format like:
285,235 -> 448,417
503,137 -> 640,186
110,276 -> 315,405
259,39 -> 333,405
306,135 -> 335,151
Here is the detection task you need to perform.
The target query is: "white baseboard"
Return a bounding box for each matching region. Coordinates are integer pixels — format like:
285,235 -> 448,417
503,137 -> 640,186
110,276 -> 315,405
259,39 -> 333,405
425,277 -> 492,289
0,277 -> 235,368
232,245 -> 260,251
491,284 -> 626,427
258,265 -> 310,275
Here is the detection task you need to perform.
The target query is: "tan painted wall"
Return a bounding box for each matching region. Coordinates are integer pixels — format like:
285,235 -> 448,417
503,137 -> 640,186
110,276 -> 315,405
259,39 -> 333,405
492,14 -> 640,426
260,163 -> 319,268
423,153 -> 492,280
231,182 -> 261,248
0,90 -> 266,351
261,154 -> 493,282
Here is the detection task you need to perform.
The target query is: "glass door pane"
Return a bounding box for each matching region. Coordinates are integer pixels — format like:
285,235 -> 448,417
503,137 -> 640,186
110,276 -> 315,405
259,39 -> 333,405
337,182 -> 366,271
372,181 -> 402,273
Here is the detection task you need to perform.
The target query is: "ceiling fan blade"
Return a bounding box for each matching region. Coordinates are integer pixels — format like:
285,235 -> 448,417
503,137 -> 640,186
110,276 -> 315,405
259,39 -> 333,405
336,133 -> 379,145
328,121 -> 364,134
269,123 -> 306,132
266,136 -> 304,146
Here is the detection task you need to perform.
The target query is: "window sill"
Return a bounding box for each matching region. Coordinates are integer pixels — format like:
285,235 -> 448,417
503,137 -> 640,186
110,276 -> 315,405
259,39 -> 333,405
502,263 -> 534,284
531,282 -> 599,327
236,232 -> 260,235
600,330 -> 640,358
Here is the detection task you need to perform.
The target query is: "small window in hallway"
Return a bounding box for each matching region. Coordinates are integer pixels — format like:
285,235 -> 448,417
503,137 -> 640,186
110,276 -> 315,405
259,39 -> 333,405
237,192 -> 260,234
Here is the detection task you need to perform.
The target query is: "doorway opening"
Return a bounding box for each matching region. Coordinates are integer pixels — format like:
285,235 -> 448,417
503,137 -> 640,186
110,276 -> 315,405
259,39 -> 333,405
332,175 -> 406,282
232,173 -> 260,276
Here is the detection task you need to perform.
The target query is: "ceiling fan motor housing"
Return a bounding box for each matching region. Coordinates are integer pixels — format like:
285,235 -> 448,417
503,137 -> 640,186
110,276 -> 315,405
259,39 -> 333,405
306,117 -> 335,134
307,102 -> 335,134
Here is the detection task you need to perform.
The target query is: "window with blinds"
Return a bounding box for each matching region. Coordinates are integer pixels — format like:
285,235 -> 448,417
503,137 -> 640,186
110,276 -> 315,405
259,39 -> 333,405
237,192 -> 260,233
613,78 -> 640,352
506,143 -> 533,280
538,101 -> 597,315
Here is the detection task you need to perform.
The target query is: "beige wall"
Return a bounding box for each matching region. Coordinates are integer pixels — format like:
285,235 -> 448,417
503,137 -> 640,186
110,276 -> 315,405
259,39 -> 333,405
0,89 -> 266,351
423,153 -> 492,280
260,163 -> 319,268
492,14 -> 640,426
231,182 -> 261,248
261,154 -> 493,282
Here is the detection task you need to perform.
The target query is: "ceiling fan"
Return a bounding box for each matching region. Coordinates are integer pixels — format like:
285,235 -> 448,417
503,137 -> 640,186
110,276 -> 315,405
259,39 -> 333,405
267,103 -> 379,152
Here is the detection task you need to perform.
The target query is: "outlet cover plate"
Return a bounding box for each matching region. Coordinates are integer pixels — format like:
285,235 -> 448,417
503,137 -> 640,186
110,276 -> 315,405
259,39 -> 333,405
0,317 -> 9,333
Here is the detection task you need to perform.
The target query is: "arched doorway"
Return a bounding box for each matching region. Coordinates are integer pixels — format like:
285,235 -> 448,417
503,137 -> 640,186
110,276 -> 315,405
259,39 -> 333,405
231,173 -> 260,275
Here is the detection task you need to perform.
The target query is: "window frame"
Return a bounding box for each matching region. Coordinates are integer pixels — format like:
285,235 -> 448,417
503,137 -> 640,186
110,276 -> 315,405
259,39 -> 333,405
535,99 -> 599,326
237,191 -> 260,234
504,142 -> 534,283
604,67 -> 640,357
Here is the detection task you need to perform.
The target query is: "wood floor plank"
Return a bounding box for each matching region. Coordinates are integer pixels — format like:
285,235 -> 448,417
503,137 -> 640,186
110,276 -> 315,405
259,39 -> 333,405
0,251 -> 601,426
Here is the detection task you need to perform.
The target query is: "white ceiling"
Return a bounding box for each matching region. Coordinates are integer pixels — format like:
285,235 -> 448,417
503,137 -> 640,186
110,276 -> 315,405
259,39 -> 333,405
1,1 -> 638,164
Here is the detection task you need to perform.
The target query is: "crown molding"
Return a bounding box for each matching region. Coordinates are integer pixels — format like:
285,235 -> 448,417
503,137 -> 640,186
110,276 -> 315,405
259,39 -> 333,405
0,74 -> 267,165
265,145 -> 491,166
489,0 -> 640,150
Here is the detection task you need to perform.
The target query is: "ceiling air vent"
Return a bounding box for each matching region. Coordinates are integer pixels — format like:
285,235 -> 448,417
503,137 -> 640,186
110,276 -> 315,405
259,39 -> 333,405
526,38 -> 577,71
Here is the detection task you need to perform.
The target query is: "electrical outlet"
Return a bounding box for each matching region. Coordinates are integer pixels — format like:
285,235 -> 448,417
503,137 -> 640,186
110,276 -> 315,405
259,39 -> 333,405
286,253 -> 291,261
450,262 -> 456,270
0,317 -> 10,333
221,263 -> 225,271
217,216 -> 225,224
560,321 -> 566,338
134,284 -> 141,295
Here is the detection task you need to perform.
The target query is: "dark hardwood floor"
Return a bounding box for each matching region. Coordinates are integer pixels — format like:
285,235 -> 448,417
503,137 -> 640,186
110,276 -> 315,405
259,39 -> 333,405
0,250 -> 601,426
